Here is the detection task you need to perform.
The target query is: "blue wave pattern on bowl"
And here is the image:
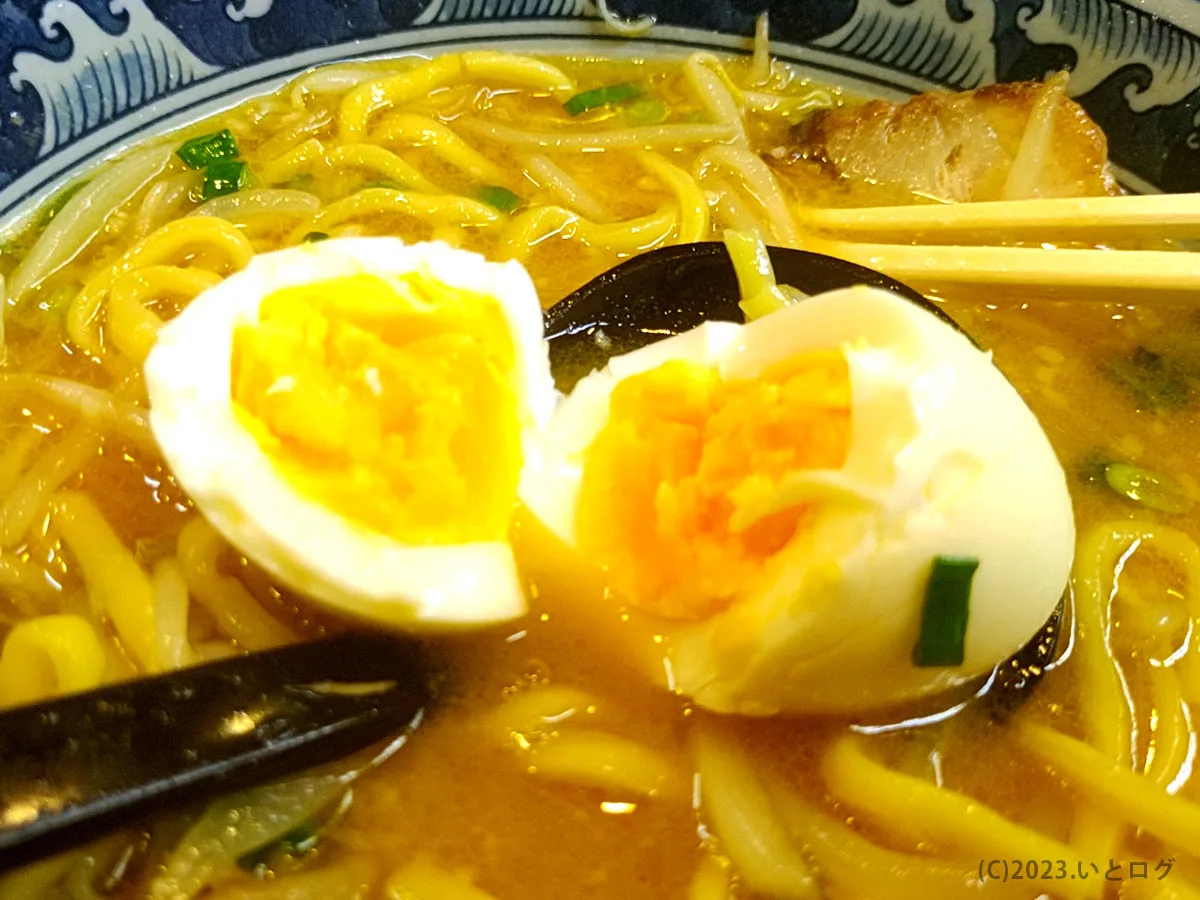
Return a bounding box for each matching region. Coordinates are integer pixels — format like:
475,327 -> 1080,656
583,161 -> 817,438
0,0 -> 1197,218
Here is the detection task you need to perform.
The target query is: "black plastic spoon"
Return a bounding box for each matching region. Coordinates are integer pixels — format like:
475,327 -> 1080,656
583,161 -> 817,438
0,631 -> 429,874
0,242 -> 1059,873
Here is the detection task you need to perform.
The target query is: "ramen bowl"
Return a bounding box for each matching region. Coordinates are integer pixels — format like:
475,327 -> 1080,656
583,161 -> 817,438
0,2 -> 1199,900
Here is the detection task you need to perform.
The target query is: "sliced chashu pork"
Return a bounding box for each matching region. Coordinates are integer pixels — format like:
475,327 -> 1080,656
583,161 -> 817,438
779,81 -> 1120,203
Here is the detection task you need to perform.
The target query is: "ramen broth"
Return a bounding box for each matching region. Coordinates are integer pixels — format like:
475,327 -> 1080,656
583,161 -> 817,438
0,53 -> 1196,900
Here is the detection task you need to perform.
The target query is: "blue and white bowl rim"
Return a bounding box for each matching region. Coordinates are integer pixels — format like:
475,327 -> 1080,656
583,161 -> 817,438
1,0 -> 1199,226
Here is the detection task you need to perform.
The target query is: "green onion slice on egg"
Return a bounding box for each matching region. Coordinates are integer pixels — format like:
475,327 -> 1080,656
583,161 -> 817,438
913,555 -> 979,668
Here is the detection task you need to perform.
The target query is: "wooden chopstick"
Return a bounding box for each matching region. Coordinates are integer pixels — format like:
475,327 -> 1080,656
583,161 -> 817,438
796,233 -> 1200,295
797,193 -> 1200,245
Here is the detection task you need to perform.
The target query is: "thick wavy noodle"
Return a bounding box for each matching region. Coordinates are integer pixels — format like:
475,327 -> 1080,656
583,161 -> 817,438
0,46 -> 1197,900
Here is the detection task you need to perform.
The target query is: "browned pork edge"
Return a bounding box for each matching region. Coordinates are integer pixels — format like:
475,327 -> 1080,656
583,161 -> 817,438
775,81 -> 1120,204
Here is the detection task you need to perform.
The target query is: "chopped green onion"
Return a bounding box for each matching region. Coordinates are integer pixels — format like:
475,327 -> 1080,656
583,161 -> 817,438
202,160 -> 250,200
177,129 -> 240,169
1077,448 -> 1112,486
1100,346 -> 1190,411
478,185 -> 521,213
1104,462 -> 1194,514
279,822 -> 320,854
302,231 -> 330,243
237,822 -> 320,872
563,82 -> 644,117
623,96 -> 668,125
913,556 -> 979,668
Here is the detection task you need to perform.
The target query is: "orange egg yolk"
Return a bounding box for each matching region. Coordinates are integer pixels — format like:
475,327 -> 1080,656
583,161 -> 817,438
231,271 -> 521,544
577,350 -> 852,620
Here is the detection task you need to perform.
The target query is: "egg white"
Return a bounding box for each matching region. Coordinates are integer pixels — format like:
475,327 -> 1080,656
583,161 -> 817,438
520,285 -> 1075,714
146,238 -> 556,629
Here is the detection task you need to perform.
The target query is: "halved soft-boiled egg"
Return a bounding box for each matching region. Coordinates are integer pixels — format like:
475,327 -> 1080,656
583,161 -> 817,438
520,285 -> 1074,714
146,238 -> 555,628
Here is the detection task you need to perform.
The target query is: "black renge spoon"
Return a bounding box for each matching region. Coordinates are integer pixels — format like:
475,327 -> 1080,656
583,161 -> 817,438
0,242 -> 1060,873
0,632 -> 430,874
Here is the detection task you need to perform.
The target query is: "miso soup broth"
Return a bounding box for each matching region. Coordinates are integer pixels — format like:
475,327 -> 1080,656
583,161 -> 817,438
0,49 -> 1198,900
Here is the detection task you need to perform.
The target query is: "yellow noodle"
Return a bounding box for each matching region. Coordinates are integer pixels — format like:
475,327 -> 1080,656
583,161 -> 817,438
100,620 -> 140,681
258,137 -> 327,184
637,152 -> 711,243
459,51 -> 574,96
565,207 -> 680,252
1072,527 -> 1144,749
1079,521 -> 1200,746
53,491 -> 161,673
457,117 -> 738,151
108,266 -> 221,364
688,854 -> 731,900
0,374 -> 154,452
339,53 -> 574,140
323,144 -> 440,192
109,297 -> 162,358
1121,874 -> 1200,900
0,428 -> 45,497
386,855 -> 499,900
693,723 -> 817,899
528,730 -> 689,800
290,188 -> 503,243
152,558 -> 193,671
0,273 -> 6,366
373,113 -> 509,184
0,427 -> 99,549
495,206 -> 577,259
488,685 -> 599,743
68,217 -> 253,356
1019,720 -> 1200,855
1126,530 -> 1200,706
495,204 -> 677,261
0,613 -> 106,705
192,640 -> 238,662
822,735 -> 1092,900
429,225 -> 466,248
0,553 -> 59,595
340,56 -> 465,140
694,145 -> 800,245
1146,666 -> 1191,789
771,787 -> 1020,900
1069,520 -> 1150,868
176,517 -> 294,651
108,267 -> 208,335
